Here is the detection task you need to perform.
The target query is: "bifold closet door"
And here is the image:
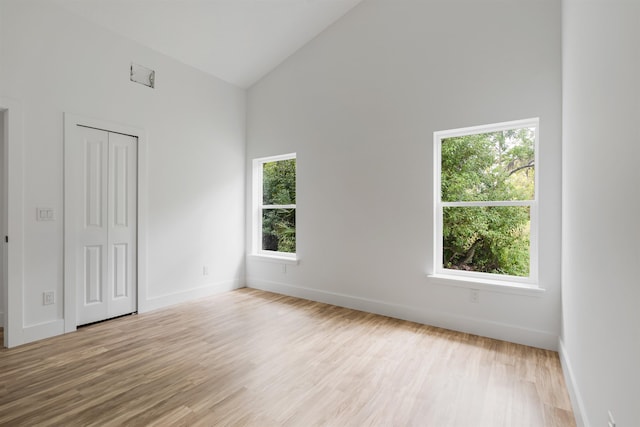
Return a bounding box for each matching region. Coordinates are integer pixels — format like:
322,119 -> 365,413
70,126 -> 137,326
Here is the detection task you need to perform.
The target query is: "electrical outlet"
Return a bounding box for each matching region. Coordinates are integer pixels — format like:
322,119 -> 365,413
203,266 -> 209,276
608,410 -> 616,427
43,291 -> 55,305
470,289 -> 479,304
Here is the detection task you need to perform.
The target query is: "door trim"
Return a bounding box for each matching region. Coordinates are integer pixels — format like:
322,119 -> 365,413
64,113 -> 148,333
1,97 -> 25,348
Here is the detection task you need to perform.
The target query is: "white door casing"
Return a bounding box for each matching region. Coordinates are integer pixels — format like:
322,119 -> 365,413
68,126 -> 137,325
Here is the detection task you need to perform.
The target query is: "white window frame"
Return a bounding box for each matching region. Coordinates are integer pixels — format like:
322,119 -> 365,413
252,153 -> 297,260
433,118 -> 539,286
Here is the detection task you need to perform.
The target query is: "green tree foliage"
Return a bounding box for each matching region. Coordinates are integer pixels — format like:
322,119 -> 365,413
262,159 -> 296,253
441,128 -> 534,276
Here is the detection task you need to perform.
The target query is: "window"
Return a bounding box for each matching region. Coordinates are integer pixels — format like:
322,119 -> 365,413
252,153 -> 296,258
434,119 -> 538,284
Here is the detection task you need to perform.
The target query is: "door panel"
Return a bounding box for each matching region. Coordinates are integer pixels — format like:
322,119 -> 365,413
113,144 -> 128,227
75,127 -> 109,324
72,126 -> 137,325
84,245 -> 103,304
107,132 -> 137,317
85,139 -> 104,228
112,244 -> 128,298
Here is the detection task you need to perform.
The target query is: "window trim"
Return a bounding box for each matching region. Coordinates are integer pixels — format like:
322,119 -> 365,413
433,118 -> 539,286
252,152 -> 297,260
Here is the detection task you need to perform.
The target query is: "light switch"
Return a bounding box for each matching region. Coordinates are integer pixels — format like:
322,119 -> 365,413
36,207 -> 55,221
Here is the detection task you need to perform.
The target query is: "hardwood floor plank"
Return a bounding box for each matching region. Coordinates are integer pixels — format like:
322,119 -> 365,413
0,288 -> 575,426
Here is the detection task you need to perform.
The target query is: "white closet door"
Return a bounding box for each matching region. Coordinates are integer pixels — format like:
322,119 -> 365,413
107,132 -> 137,319
72,126 -> 137,325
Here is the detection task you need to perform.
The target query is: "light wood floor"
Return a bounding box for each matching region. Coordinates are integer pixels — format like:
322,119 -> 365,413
0,288 -> 575,426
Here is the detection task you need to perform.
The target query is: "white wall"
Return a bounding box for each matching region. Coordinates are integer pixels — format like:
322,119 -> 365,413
561,1 -> 640,426
247,0 -> 562,350
0,0 -> 246,344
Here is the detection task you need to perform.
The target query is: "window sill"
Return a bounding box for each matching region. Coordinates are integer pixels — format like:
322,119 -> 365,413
427,273 -> 545,296
247,254 -> 299,265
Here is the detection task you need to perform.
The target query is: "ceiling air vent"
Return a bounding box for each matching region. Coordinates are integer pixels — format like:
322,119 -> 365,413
130,63 -> 155,88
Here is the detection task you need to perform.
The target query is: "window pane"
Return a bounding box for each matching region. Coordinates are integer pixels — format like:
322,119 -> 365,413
263,159 -> 296,205
262,208 -> 296,253
442,206 -> 530,277
441,128 -> 535,202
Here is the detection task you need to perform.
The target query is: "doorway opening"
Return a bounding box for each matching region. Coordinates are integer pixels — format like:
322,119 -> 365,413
0,97 -> 24,348
1,109 -> 6,347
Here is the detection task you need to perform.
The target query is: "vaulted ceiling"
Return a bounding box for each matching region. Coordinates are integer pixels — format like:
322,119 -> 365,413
53,0 -> 363,88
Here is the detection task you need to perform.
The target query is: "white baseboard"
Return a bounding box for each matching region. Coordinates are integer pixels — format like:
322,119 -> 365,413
22,319 -> 65,345
247,279 -> 558,351
140,279 -> 244,313
558,338 -> 589,427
